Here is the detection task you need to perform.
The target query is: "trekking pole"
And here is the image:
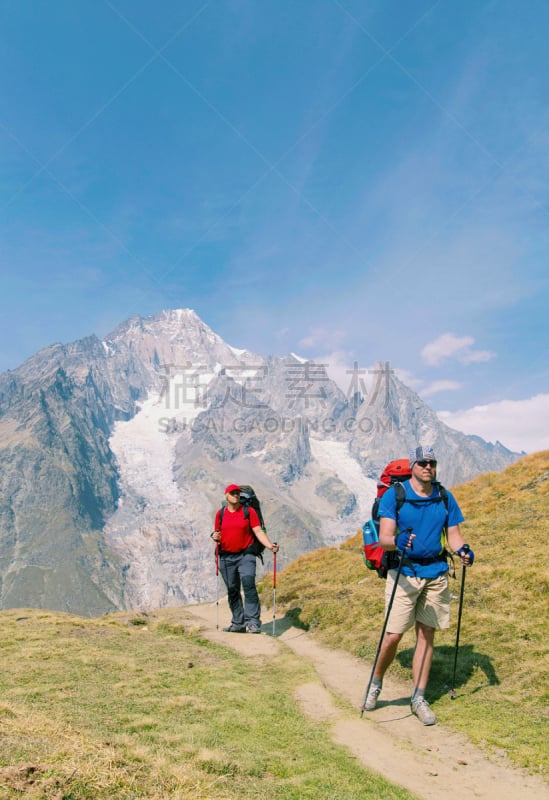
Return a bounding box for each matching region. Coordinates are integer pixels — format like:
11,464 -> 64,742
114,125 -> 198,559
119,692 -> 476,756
272,545 -> 277,637
215,543 -> 220,631
450,545 -> 469,699
360,531 -> 412,717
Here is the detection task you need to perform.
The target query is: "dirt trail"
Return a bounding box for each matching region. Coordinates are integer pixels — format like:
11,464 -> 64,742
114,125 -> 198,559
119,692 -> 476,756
184,599 -> 548,800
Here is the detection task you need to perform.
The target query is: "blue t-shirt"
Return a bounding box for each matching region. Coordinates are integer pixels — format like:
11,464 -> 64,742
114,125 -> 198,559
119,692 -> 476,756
378,481 -> 464,578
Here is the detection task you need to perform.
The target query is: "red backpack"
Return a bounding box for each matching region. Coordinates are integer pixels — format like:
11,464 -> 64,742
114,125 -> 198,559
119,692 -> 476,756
362,459 -> 412,577
371,459 -> 412,520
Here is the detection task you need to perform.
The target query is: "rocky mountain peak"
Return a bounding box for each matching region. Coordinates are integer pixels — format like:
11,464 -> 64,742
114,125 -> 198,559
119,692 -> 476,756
0,309 -> 519,616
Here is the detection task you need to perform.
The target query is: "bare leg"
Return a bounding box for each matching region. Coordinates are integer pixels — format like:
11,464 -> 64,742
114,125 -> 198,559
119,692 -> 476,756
373,631 -> 403,681
412,621 -> 435,692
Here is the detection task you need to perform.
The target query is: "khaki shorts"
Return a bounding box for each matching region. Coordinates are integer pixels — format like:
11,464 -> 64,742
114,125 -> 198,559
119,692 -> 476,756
385,571 -> 450,634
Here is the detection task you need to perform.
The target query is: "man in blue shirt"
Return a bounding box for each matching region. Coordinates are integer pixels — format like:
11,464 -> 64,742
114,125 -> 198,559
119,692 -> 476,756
363,445 -> 474,725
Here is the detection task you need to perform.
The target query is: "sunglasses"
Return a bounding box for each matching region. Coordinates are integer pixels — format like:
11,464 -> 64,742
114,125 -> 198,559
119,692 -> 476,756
228,491 -> 241,496
416,460 -> 437,468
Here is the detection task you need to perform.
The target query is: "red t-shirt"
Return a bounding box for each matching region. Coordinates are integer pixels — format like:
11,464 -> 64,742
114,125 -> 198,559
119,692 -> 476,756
215,505 -> 260,552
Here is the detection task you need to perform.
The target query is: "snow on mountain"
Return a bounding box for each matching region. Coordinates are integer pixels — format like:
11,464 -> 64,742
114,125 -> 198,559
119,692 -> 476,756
103,386 -> 210,610
109,394 -> 188,510
309,437 -> 376,522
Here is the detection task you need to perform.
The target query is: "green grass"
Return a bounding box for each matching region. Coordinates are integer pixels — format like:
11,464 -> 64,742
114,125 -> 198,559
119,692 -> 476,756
266,450 -> 549,777
0,609 -> 415,800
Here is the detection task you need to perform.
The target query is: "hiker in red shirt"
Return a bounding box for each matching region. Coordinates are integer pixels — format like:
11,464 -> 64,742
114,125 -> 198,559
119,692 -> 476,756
211,484 -> 279,633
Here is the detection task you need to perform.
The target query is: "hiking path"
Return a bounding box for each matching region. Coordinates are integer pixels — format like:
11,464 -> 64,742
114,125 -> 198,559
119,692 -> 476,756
183,599 -> 548,800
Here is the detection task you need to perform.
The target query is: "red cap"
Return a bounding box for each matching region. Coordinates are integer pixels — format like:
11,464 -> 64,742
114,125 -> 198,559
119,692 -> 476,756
224,484 -> 241,495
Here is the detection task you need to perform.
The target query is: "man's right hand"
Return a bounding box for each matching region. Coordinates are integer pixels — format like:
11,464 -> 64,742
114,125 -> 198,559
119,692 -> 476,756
396,530 -> 415,551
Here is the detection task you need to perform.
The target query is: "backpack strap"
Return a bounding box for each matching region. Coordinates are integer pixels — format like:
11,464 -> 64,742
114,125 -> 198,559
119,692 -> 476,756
432,482 -> 455,574
433,482 -> 450,550
436,482 -> 449,512
394,482 -> 406,512
395,481 -> 448,514
372,481 -> 408,522
376,480 -> 448,518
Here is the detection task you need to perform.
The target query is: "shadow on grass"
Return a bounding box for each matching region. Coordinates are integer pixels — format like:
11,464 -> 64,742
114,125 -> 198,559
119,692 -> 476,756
396,644 -> 500,701
262,607 -> 309,637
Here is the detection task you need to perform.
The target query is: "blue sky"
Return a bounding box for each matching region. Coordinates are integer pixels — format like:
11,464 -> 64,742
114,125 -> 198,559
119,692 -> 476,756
1,0 -> 548,453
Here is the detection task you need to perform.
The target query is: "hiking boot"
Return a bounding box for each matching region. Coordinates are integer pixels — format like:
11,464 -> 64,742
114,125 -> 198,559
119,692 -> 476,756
247,625 -> 261,634
411,697 -> 436,726
222,624 -> 246,633
363,684 -> 382,711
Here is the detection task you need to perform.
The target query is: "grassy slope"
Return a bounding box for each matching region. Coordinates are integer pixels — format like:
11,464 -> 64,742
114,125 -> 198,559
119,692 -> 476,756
0,609 -> 415,800
265,450 -> 549,776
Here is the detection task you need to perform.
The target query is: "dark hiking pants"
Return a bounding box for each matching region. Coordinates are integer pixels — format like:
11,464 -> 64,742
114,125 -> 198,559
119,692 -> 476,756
219,551 -> 261,628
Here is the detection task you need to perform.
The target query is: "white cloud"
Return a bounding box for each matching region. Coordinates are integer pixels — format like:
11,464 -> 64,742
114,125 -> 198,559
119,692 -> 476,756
298,327 -> 346,351
299,333 -> 320,349
460,349 -> 495,365
421,380 -> 462,397
393,368 -> 423,389
421,333 -> 495,366
438,394 -> 549,454
319,350 -> 358,395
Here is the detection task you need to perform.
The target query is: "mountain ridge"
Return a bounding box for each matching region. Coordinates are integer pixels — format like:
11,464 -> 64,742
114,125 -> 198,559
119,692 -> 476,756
0,308 -> 519,615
